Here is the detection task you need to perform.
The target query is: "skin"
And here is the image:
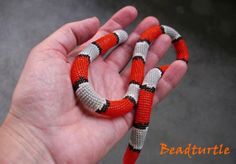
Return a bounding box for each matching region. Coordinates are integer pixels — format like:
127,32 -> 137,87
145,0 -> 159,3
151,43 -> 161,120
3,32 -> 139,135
0,6 -> 187,164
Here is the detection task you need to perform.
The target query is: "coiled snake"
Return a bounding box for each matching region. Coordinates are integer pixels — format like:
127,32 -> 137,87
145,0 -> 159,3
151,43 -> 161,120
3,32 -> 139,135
71,25 -> 189,163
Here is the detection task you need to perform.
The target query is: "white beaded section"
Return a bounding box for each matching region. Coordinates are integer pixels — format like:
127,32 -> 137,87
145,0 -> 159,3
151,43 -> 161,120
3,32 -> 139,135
133,41 -> 149,62
124,83 -> 140,103
129,127 -> 149,150
161,25 -> 181,41
79,43 -> 100,62
113,30 -> 128,44
142,68 -> 162,89
75,82 -> 106,112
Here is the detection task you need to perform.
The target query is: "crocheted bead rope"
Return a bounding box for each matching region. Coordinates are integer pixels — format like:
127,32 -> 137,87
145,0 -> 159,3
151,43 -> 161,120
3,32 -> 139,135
70,25 -> 189,163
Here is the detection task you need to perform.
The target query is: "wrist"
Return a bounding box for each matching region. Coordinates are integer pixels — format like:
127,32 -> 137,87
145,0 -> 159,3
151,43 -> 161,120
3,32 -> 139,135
0,113 -> 55,164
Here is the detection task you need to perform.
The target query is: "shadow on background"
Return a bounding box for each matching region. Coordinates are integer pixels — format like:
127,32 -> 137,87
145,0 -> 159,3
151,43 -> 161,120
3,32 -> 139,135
0,0 -> 235,163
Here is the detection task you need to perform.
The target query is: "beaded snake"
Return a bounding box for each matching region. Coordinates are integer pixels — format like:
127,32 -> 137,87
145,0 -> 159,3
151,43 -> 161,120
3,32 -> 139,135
71,25 -> 189,163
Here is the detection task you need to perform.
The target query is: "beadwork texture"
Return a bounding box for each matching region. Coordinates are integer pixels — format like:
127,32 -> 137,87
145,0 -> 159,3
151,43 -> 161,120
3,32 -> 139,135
70,25 -> 189,163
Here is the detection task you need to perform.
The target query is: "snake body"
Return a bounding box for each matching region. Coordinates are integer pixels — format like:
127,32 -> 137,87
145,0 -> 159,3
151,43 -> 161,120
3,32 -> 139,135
71,25 -> 189,163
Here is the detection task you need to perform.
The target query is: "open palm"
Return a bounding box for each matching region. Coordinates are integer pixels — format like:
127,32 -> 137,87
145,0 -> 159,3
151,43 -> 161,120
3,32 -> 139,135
4,6 -> 187,164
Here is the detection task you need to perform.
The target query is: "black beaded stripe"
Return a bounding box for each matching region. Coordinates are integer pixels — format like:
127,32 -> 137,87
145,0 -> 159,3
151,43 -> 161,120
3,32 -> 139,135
124,95 -> 137,108
128,144 -> 141,152
160,25 -> 165,34
73,77 -> 88,92
138,39 -> 150,45
133,122 -> 149,129
91,42 -> 102,54
140,84 -> 156,93
77,54 -> 91,63
96,99 -> 110,113
172,36 -> 183,43
132,56 -> 145,64
113,32 -> 120,44
129,80 -> 141,86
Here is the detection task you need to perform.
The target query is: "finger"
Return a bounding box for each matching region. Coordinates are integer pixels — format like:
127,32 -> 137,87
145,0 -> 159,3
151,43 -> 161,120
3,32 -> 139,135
68,6 -> 137,63
105,16 -> 159,72
144,34 -> 171,73
153,60 -> 188,104
33,17 -> 100,56
99,6 -> 137,34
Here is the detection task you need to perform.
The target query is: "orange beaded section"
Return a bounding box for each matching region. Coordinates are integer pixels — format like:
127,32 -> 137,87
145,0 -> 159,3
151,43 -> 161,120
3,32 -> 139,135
71,55 -> 89,85
174,38 -> 189,63
95,33 -> 118,55
104,98 -> 135,117
130,58 -> 145,85
140,25 -> 163,43
123,147 -> 140,164
134,89 -> 154,124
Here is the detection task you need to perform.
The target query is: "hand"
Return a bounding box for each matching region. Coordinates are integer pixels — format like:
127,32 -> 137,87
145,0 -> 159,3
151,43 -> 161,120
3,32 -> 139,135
0,6 -> 187,164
